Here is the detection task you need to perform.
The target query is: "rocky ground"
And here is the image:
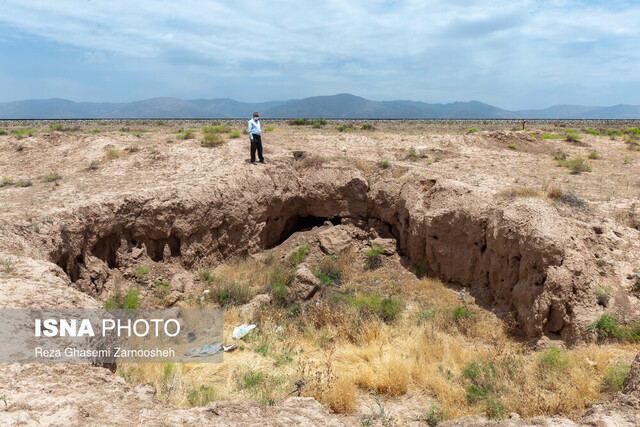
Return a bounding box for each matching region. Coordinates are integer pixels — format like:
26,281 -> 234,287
0,120 -> 638,425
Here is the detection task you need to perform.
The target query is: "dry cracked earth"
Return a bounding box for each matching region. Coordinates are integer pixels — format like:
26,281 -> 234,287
0,120 -> 639,426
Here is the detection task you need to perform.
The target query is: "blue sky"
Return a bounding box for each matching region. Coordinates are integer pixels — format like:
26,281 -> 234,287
0,0 -> 639,109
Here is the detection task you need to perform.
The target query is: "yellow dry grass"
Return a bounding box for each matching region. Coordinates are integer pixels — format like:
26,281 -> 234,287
118,251 -> 638,420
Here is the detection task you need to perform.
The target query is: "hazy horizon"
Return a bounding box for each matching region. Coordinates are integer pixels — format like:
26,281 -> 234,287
1,1 -> 639,110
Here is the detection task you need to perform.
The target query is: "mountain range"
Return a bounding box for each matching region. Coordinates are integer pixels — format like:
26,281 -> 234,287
0,93 -> 639,119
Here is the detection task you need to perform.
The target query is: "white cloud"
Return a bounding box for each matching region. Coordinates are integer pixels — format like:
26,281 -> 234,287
0,0 -> 639,107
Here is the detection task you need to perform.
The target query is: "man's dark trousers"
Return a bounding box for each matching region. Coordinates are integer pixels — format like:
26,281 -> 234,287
250,134 -> 264,163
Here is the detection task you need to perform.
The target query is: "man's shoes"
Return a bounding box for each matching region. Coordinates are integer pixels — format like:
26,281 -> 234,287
259,160 -> 265,163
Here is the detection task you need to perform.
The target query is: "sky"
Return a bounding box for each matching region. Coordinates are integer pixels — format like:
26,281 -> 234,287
0,0 -> 639,110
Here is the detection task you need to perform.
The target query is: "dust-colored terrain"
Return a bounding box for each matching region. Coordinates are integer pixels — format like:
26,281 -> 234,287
0,120 -> 639,426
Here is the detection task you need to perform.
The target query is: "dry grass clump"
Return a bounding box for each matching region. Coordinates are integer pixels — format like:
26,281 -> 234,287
294,155 -> 327,170
498,186 -> 545,199
201,132 -> 225,147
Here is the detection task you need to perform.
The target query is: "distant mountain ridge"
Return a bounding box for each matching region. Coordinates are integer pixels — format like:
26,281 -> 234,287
0,93 -> 638,119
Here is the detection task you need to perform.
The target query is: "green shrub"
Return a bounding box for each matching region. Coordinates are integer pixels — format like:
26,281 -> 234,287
416,404 -> 448,426
43,172 -> 61,182
1,177 -> 13,187
289,244 -> 309,266
623,155 -> 633,164
50,123 -> 63,131
362,123 -> 373,130
156,120 -> 165,125
187,385 -> 216,406
585,128 -> 600,135
602,363 -> 631,393
269,266 -> 295,301
557,157 -> 592,174
152,279 -> 170,299
380,296 -> 403,321
201,132 -> 225,147
238,368 -> 265,390
364,245 -> 384,269
508,143 -> 517,150
0,130 -> 7,135
105,289 -> 140,309
626,127 -> 640,136
265,126 -> 274,132
213,282 -> 254,307
565,130 -> 581,142
228,130 -> 240,138
313,119 -> 327,127
379,160 -> 390,168
466,127 -> 478,133
135,265 -> 150,280
588,150 -> 599,159
14,179 -> 32,187
539,346 -> 571,372
92,129 -> 100,134
606,129 -> 623,137
453,305 -> 472,322
292,118 -> 308,125
176,130 -> 194,140
202,125 -> 228,133
11,128 -> 37,139
336,124 -> 351,132
199,268 -> 213,283
313,255 -> 342,285
589,313 -> 640,342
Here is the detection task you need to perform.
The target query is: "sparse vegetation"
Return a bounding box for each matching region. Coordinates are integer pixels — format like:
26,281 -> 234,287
623,155 -> 632,164
466,127 -> 478,133
265,126 -> 274,131
104,289 -> 140,309
588,150 -> 599,159
289,244 -> 309,266
43,172 -> 61,182
508,143 -> 517,150
556,157 -> 592,174
364,245 -> 384,270
313,255 -> 342,286
584,128 -> 600,136
228,130 -> 241,138
538,133 -> 563,140
362,123 -> 373,130
212,281 -> 254,307
588,313 -> 640,343
135,265 -> 150,280
565,129 -> 581,142
201,132 -> 225,147
1,256 -> 15,273
11,128 -> 37,139
336,124 -> 351,132
152,279 -> 171,299
602,363 -> 630,393
379,160 -> 390,169
176,129 -> 194,140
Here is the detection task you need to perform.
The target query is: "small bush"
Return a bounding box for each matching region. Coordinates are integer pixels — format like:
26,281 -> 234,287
176,130 -> 194,140
291,118 -> 309,125
152,279 -> 170,299
416,403 -> 448,426
547,186 -> 588,209
228,130 -> 240,138
1,256 -> 15,273
623,155 -> 633,164
588,150 -> 599,159
539,346 -> 571,373
105,289 -> 140,309
15,179 -> 32,187
557,157 -> 592,174
606,129 -> 623,137
50,123 -> 63,131
362,123 -> 373,130
565,130 -> 581,142
602,363 -> 631,393
199,268 -> 213,283
1,177 -> 13,187
11,128 -> 37,139
156,120 -> 164,125
201,132 -> 225,147
453,305 -> 472,322
508,143 -> 517,150
92,129 -> 100,134
585,128 -> 600,135
289,244 -> 309,266
43,172 -> 61,182
238,368 -> 265,390
336,125 -> 351,132
187,385 -> 216,406
364,245 -> 384,270
380,296 -> 403,321
589,314 -> 640,342
313,119 -> 327,127
265,126 -> 274,132
135,265 -> 150,280
313,255 -> 342,286
379,160 -> 390,169
0,130 -> 6,135
626,127 -> 640,136
466,127 -> 478,133
213,282 -> 254,307
269,266 -> 295,301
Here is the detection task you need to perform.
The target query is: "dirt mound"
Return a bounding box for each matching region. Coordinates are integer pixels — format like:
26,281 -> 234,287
623,352 -> 640,395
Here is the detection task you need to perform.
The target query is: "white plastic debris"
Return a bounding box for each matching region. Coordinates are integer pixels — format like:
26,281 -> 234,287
232,324 -> 256,340
341,146 -> 347,152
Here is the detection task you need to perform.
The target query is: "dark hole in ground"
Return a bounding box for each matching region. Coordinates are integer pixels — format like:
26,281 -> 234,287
271,215 -> 342,248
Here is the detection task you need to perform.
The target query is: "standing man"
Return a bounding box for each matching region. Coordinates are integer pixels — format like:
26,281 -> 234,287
248,112 -> 264,163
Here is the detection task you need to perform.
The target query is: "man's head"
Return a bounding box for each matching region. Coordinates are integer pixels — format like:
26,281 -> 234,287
253,112 -> 259,120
